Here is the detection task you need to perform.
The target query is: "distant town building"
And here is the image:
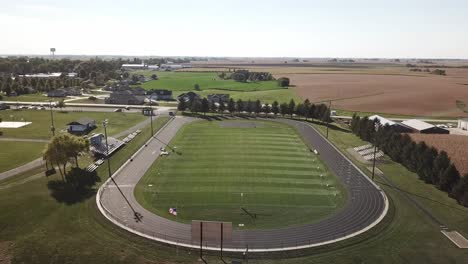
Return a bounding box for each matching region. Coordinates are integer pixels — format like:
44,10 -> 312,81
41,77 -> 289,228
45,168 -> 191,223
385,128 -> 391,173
20,72 -> 78,78
458,118 -> 468,131
121,64 -> 160,70
401,119 -> 449,134
47,87 -> 82,97
67,117 -> 96,134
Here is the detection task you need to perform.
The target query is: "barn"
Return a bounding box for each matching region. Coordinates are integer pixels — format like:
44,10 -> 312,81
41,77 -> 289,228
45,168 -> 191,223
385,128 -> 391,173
401,119 -> 449,134
369,115 -> 413,133
458,118 -> 468,131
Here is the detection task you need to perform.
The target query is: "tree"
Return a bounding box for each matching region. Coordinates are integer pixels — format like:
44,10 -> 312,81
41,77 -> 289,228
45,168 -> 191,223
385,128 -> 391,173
254,100 -> 262,116
190,99 -> 201,113
309,104 -> 317,120
209,100 -> 217,113
451,174 -> 468,206
280,103 -> 288,117
227,98 -> 236,115
218,101 -> 225,114
277,77 -> 290,87
263,103 -> 271,114
57,99 -> 66,110
177,99 -> 187,111
151,74 -> 158,80
432,151 -> 451,185
194,83 -> 201,91
201,98 -> 209,116
43,134 -> 89,181
236,99 -> 244,113
438,164 -> 460,193
272,101 -> 279,116
288,99 -> 296,118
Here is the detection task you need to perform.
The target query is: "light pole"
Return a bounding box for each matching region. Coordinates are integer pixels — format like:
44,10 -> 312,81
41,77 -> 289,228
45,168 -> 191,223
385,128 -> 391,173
326,100 -> 331,139
49,100 -> 55,136
371,124 -> 379,181
149,97 -> 154,137
103,119 -> 112,180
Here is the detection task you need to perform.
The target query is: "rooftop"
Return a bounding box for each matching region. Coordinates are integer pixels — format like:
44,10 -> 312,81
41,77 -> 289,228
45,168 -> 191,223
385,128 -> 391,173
368,115 -> 395,126
401,119 -> 434,131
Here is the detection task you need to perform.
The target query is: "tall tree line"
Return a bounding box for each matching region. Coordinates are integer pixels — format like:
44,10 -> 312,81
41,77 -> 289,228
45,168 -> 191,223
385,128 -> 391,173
350,114 -> 468,207
178,97 -> 332,123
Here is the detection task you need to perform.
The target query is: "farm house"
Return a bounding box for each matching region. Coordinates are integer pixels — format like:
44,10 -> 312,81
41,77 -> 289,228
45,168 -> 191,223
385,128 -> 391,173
401,119 -> 449,134
458,118 -> 468,131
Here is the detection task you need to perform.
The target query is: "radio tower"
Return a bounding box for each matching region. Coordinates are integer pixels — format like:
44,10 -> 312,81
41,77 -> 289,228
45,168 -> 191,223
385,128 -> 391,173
50,48 -> 56,58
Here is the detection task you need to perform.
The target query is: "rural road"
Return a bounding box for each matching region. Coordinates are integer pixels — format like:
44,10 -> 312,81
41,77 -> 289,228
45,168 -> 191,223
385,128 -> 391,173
97,117 -> 388,252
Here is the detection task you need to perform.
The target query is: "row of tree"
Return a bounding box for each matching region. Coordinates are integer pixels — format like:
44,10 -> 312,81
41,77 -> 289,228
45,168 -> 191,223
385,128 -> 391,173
178,98 -> 332,122
0,76 -> 83,96
221,70 -> 274,83
350,115 -> 468,207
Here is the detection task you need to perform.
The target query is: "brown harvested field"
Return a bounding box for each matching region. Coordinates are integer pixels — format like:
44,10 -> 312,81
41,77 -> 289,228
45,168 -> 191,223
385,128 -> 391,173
288,72 -> 468,117
409,134 -> 468,176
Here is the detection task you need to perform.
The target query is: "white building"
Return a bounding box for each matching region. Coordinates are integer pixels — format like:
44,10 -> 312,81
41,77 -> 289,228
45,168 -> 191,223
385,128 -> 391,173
458,118 -> 468,130
121,63 -> 146,70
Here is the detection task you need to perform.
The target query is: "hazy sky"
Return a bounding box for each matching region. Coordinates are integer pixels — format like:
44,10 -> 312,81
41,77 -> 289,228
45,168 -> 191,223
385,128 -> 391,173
1,0 -> 468,58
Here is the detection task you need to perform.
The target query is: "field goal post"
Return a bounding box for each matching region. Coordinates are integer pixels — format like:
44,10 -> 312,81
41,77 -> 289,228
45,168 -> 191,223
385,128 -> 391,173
191,220 -> 232,260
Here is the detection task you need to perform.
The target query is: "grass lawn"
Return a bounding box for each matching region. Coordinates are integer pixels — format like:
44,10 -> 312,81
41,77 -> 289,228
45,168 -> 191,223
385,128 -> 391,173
0,141 -> 45,173
135,120 -> 344,229
0,110 -> 147,139
2,93 -> 50,102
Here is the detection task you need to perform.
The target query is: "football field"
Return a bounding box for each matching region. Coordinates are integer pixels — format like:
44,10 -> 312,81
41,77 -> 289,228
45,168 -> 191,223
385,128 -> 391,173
135,119 -> 345,229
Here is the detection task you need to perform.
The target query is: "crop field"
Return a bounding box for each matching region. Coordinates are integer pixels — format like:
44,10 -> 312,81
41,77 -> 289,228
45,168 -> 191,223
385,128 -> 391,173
286,72 -> 468,117
135,120 -> 345,229
134,71 -> 299,103
409,134 -> 468,176
0,110 -> 147,139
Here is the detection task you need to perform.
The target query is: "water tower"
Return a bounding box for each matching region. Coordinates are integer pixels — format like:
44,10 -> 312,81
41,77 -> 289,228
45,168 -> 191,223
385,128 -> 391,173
50,48 -> 56,58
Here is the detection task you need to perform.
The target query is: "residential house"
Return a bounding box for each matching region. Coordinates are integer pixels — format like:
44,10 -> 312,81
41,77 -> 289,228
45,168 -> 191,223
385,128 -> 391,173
147,89 -> 173,101
207,94 -> 230,104
105,90 -> 146,105
177,92 -> 201,103
67,117 -> 96,134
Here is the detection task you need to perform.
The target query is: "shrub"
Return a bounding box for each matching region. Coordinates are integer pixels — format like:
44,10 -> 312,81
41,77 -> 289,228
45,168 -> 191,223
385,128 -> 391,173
277,77 -> 290,87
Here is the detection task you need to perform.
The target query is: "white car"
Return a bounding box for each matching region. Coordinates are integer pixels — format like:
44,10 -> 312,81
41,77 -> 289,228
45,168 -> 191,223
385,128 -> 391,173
160,151 -> 169,156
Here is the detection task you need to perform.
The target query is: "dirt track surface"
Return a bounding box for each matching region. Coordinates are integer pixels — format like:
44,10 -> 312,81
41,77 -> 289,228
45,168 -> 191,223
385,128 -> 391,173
98,117 -> 387,251
288,73 -> 468,117
410,134 -> 468,176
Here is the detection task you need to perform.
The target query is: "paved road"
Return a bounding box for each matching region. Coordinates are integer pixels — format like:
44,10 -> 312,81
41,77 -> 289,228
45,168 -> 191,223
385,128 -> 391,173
98,117 -> 387,252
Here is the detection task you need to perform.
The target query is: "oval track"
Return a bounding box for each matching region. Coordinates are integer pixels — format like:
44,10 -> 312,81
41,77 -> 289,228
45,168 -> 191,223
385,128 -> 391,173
97,117 -> 388,252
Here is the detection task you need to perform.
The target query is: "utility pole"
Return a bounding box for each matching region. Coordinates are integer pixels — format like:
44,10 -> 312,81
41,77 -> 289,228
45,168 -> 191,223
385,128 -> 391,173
49,100 -> 55,136
326,100 -> 331,139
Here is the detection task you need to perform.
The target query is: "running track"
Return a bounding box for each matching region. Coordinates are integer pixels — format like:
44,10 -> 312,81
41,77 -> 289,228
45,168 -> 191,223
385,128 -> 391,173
97,117 -> 388,252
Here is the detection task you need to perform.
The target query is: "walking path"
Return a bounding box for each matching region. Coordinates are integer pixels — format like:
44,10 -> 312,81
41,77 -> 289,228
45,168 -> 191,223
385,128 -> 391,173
97,117 -> 388,252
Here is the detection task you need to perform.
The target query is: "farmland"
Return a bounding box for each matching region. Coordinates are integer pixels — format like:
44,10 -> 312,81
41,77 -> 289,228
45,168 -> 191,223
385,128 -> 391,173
184,63 -> 468,117
409,134 -> 468,176
134,71 -> 300,103
135,120 -> 345,229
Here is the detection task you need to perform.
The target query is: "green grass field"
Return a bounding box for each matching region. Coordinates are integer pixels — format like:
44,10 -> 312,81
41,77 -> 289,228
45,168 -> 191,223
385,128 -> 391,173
134,71 -> 300,103
135,120 -> 344,229
0,110 -> 147,139
0,141 -> 45,173
2,93 -> 51,102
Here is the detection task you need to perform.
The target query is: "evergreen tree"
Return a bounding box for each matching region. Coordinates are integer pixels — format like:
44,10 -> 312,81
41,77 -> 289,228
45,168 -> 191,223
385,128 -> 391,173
451,175 -> 468,206
254,100 -> 262,116
272,101 -> 279,116
236,99 -> 244,113
201,98 -> 209,116
432,151 -> 451,185
439,164 -> 460,193
228,98 -> 236,115
288,99 -> 296,117
280,103 -> 288,117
